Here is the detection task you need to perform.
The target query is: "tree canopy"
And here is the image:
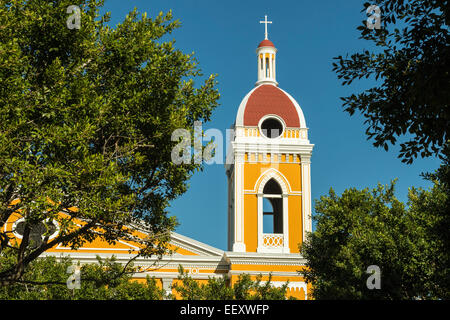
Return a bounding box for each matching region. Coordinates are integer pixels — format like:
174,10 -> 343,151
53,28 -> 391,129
0,253 -> 291,300
0,0 -> 219,285
0,252 -> 166,300
333,0 -> 449,163
301,179 -> 448,299
172,266 -> 292,300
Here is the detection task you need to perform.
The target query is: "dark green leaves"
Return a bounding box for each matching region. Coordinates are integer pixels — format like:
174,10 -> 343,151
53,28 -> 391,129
333,0 -> 449,164
301,178 -> 449,299
0,0 -> 219,284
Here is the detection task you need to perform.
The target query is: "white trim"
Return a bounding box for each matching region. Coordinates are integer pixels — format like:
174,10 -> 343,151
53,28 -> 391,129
256,172 -> 290,254
133,271 -> 225,280
235,85 -> 307,129
231,141 -> 314,158
12,218 -> 60,241
257,196 -> 263,250
282,195 -> 289,253
161,278 -> 173,297
232,153 -> 246,252
225,251 -> 306,266
255,168 -> 290,194
170,232 -> 224,256
232,242 -> 246,252
41,252 -> 228,270
301,156 -> 312,243
228,270 -> 302,277
54,231 -> 224,257
258,114 -> 286,139
244,191 -> 301,196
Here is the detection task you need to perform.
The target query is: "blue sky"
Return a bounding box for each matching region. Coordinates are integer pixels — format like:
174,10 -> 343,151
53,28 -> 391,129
100,0 -> 441,250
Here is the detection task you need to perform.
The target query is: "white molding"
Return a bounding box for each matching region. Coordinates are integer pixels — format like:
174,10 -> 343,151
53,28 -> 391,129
255,169 -> 289,194
227,270 -> 302,277
257,196 -> 263,250
11,217 -> 60,241
257,114 -> 286,139
232,242 -> 246,252
256,169 -> 290,254
170,232 -> 224,257
161,278 -> 173,297
40,251 -> 307,271
232,140 -> 314,154
40,252 -> 229,272
54,231 -> 224,257
132,271 -> 225,280
232,156 -> 245,252
244,191 -> 302,196
301,156 -> 312,243
282,195 -> 289,253
225,251 -> 306,266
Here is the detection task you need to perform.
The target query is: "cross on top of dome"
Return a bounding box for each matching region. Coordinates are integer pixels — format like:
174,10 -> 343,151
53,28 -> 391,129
259,15 -> 272,40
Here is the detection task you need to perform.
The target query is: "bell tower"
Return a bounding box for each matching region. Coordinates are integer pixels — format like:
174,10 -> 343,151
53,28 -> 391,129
225,17 -> 314,254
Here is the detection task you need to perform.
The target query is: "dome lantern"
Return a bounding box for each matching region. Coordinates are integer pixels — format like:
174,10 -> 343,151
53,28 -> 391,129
256,15 -> 278,86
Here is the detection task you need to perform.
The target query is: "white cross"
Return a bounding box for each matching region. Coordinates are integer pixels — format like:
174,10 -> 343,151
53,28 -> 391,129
260,15 -> 272,40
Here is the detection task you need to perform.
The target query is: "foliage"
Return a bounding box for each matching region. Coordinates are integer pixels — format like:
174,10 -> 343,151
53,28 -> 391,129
301,178 -> 449,299
0,0 -> 219,284
332,0 -> 449,163
172,266 -> 293,300
0,255 -> 292,300
0,252 -> 166,299
420,146 -> 450,297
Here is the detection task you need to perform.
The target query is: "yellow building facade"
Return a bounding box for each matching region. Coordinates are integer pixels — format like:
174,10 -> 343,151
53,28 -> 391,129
3,28 -> 314,300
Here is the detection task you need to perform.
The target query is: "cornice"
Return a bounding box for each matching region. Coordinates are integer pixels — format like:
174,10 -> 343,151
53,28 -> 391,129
224,251 -> 307,266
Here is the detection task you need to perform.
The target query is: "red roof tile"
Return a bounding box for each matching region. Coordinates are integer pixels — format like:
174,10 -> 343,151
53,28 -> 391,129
243,85 -> 300,127
258,39 -> 275,48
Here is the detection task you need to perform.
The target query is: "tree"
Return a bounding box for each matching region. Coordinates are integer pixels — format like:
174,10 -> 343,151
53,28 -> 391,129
420,146 -> 450,297
333,0 -> 449,164
172,266 -> 292,300
301,180 -> 448,299
0,254 -> 291,300
0,0 -> 219,285
0,252 -> 166,300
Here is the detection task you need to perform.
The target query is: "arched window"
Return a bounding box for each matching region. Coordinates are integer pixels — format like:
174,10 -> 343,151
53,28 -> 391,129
257,172 -> 290,253
262,179 -> 283,234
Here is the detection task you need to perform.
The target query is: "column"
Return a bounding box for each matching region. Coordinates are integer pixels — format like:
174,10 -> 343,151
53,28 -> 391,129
257,194 -> 263,251
233,152 -> 246,252
300,155 -> 312,244
282,194 -> 290,253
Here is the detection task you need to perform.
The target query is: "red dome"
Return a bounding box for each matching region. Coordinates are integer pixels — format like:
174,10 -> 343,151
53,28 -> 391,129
258,39 -> 275,48
243,85 -> 300,127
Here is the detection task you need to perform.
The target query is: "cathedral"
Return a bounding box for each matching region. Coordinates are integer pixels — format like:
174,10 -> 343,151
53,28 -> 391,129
4,17 -> 314,300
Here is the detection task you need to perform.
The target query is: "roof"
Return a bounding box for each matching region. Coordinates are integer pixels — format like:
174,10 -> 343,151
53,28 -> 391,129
241,84 -> 301,127
258,39 -> 275,48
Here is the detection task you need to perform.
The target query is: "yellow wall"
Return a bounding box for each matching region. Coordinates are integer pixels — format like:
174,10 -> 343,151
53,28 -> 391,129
242,161 -> 303,253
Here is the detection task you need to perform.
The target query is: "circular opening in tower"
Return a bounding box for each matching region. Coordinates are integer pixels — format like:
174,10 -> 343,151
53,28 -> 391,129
260,117 -> 284,138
